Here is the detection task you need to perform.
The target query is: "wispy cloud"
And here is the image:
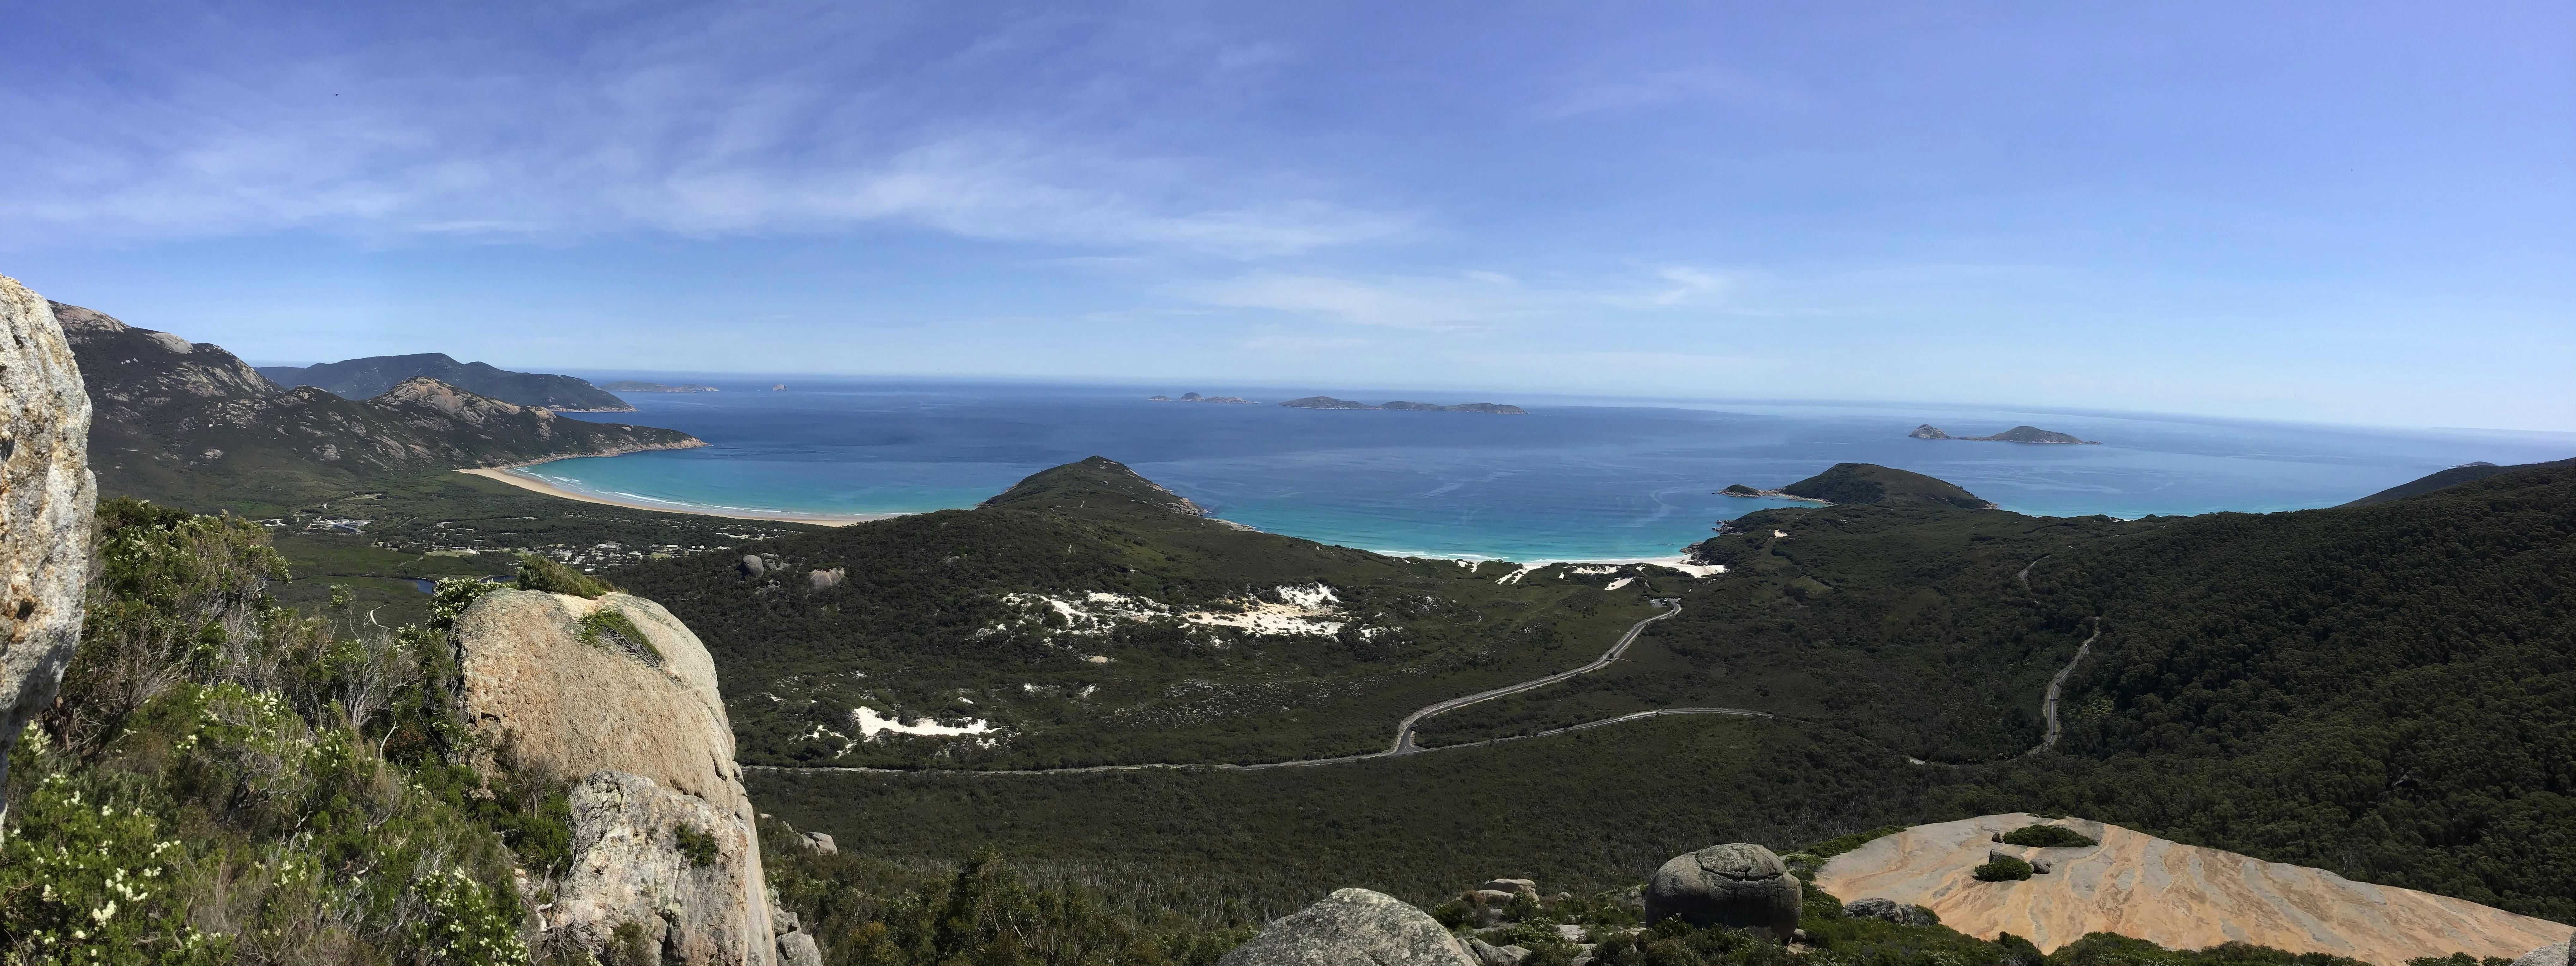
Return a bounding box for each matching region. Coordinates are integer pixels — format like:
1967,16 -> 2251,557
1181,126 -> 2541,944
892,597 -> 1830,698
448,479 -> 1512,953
1535,68 -> 1806,120
1187,265 -> 1750,330
0,5 -> 1407,257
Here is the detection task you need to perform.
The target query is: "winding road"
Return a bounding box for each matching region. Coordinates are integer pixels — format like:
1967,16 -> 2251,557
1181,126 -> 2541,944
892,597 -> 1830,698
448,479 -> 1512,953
2026,619 -> 2102,756
743,599 -> 1778,776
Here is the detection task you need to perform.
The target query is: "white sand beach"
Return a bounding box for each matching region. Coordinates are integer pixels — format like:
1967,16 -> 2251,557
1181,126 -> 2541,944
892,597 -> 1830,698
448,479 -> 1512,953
459,467 -> 906,527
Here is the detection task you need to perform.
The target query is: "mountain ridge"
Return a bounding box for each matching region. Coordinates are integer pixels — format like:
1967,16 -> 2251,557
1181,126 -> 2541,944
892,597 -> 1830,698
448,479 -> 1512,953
260,352 -> 633,411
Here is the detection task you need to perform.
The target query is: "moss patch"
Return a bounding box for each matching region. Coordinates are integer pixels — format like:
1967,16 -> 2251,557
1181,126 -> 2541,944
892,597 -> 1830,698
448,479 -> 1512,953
578,607 -> 663,662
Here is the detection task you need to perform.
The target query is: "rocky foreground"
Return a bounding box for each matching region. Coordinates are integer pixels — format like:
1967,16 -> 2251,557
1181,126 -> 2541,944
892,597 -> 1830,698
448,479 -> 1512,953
1816,813 -> 2569,966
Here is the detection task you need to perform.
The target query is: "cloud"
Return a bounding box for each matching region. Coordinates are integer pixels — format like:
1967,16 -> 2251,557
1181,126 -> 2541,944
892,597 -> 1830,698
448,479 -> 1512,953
0,4 -> 1408,257
1535,69 -> 1806,120
1187,264 -> 1753,331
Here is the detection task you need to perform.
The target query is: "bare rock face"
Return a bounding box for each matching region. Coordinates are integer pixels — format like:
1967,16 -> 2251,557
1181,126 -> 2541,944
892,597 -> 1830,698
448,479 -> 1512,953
1645,843 -> 1803,939
1817,813 -> 2570,966
0,275 -> 96,810
454,588 -> 778,965
2507,940 -> 2567,966
1217,888 -> 1478,966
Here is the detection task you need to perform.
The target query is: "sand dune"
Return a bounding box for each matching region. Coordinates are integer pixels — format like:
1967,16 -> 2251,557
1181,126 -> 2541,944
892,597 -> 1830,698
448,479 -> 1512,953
1815,813 -> 2570,966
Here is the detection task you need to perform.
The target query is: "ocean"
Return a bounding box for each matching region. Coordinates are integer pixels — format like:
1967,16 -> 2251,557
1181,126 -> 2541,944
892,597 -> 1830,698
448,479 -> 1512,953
521,380 -> 2573,562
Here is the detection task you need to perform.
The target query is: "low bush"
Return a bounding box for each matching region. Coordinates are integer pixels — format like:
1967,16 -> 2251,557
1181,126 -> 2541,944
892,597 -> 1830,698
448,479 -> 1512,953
2002,824 -> 2099,848
1974,856 -> 2036,881
517,553 -> 613,598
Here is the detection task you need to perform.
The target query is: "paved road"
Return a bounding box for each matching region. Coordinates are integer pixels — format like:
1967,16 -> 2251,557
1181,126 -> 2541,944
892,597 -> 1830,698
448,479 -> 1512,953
741,599 -> 1776,776
2026,618 -> 2102,756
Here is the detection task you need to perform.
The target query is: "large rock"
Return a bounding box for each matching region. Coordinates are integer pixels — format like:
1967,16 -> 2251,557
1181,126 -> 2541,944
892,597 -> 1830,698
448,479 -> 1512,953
553,771 -> 771,964
1645,843 -> 1803,939
455,588 -> 778,965
0,275 -> 95,812
1816,813 -> 2570,965
2508,940 -> 2568,966
1217,888 -> 1478,966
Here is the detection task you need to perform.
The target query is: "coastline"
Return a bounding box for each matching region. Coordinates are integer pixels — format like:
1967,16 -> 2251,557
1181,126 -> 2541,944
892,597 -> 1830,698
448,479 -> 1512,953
458,467 -> 906,527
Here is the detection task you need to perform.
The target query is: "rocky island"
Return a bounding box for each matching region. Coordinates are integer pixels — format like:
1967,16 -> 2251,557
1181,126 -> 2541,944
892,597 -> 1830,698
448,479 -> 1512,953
1910,424 -> 2099,444
1150,391 -> 1258,403
1279,396 -> 1528,414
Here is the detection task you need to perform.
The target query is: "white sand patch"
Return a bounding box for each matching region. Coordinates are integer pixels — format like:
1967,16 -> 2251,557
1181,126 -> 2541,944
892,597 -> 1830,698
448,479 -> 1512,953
1569,565 -> 1621,575
1604,577 -> 1634,591
1773,529 -> 1788,538
1003,584 -> 1348,638
1086,655 -> 1111,664
794,723 -> 849,744
850,707 -> 997,739
1495,564 -> 1545,585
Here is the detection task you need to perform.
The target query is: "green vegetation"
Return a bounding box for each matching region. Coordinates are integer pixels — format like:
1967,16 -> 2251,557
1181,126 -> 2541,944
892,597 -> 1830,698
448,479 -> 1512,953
3,498 -> 583,963
731,459 -> 2576,925
611,459 -> 1662,768
1777,462 -> 1993,508
1973,856 -> 2036,881
520,552 -> 613,597
2343,459 -> 2562,507
2001,824 -> 2099,848
673,823 -> 720,868
578,607 -> 661,662
761,839 -> 1250,966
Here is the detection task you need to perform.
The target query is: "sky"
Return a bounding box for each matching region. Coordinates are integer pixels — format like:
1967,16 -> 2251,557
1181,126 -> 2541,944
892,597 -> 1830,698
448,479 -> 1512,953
3,1 -> 2571,430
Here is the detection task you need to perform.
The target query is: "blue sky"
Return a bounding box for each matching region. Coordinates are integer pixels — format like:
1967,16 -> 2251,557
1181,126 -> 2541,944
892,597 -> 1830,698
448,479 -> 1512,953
4,1 -> 2570,430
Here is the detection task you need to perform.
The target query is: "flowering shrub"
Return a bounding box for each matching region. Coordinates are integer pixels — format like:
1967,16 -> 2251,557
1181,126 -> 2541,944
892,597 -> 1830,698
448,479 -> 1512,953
411,867 -> 533,966
0,762 -> 231,963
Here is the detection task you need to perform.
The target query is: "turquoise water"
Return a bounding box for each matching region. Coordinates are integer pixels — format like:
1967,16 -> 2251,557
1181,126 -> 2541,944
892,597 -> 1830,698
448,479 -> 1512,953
522,380 -> 2573,562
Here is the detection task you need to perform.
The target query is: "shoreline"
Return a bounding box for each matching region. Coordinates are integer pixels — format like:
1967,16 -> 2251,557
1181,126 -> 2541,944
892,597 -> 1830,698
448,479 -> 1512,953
458,467 -> 907,527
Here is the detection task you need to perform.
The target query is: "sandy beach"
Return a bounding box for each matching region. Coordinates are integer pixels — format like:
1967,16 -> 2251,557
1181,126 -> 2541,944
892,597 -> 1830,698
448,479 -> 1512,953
459,467 -> 907,527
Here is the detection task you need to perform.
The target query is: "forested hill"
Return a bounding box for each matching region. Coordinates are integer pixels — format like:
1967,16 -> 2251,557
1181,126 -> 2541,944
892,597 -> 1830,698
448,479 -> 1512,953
611,457 -> 1667,770
259,352 -> 634,412
56,299 -> 703,506
1777,462 -> 1996,508
2343,457 -> 2567,506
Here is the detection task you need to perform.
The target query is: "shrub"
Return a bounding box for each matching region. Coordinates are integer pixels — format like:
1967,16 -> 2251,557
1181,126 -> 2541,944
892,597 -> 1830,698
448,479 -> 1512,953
1974,856 -> 2035,881
579,607 -> 662,661
517,553 -> 613,598
2001,824 -> 2098,848
674,822 -> 721,868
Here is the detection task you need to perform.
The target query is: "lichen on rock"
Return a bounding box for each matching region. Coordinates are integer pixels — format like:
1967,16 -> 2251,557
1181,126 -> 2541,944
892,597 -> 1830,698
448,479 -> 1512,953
0,273 -> 96,812
1217,887 -> 1478,966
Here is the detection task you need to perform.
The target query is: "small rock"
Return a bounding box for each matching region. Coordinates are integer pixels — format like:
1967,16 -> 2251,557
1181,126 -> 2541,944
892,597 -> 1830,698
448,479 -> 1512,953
778,931 -> 825,966
2509,941 -> 2568,966
1468,939 -> 1529,966
1482,879 -> 1540,902
803,831 -> 838,855
1644,842 -> 1803,940
1217,888 -> 1478,966
1470,889 -> 1519,906
1555,924 -> 1587,943
741,554 -> 766,577
1844,897 -> 1938,927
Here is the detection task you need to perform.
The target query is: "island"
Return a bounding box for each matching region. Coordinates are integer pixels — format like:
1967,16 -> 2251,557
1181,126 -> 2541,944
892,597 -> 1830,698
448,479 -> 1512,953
1149,392 -> 1258,404
1279,396 -> 1528,414
1909,424 -> 2099,444
603,380 -> 721,393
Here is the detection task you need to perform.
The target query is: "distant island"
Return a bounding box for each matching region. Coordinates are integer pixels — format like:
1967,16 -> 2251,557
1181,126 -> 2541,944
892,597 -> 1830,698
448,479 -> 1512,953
1279,396 -> 1527,414
603,380 -> 721,393
1909,424 -> 2099,444
1148,392 -> 1257,404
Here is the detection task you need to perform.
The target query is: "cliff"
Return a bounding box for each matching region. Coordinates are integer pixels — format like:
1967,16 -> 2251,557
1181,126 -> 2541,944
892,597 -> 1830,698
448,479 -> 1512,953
0,276 -> 97,810
260,352 -> 634,412
56,299 -> 703,502
1816,813 -> 2571,965
454,587 -> 810,964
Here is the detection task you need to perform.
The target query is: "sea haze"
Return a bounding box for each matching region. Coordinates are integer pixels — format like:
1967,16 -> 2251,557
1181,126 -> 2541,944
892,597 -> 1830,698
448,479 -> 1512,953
526,379 -> 2574,562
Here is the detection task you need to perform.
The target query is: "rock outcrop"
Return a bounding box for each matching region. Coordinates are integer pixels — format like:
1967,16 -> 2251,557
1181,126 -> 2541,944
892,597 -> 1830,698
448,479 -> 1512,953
1645,843 -> 1803,939
455,587 -> 810,965
1217,888 -> 1478,966
2509,940 -> 2569,966
0,275 -> 97,811
1844,897 -> 1937,927
1816,813 -> 2573,966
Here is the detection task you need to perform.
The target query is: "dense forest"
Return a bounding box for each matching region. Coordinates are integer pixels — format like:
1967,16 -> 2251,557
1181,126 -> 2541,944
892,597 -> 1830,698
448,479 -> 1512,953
721,459 -> 2575,924
613,458 -> 1661,768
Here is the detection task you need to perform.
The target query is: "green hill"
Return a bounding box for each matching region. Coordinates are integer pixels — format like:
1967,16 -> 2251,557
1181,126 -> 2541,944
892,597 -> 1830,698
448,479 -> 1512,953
259,352 -> 633,412
2342,458 -> 2566,506
58,300 -> 702,507
1775,462 -> 1995,508
613,458 -> 1663,769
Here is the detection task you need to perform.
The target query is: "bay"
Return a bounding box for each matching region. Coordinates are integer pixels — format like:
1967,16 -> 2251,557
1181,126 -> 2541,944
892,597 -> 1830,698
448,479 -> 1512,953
523,379 -> 2573,562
